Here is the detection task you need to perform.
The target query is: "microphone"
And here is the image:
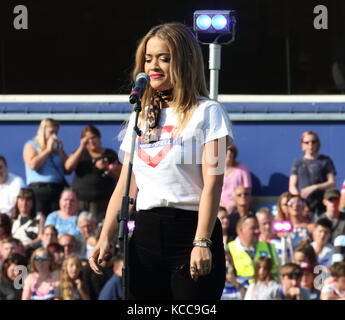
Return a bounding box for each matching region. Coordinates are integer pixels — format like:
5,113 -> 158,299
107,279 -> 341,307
129,73 -> 150,104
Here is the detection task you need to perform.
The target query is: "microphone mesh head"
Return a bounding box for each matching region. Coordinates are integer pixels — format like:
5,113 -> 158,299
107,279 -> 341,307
136,72 -> 150,84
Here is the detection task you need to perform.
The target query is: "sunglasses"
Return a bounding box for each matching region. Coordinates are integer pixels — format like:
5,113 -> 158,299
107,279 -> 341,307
283,272 -> 303,280
327,197 -> 339,202
34,256 -> 50,261
302,140 -> 318,145
287,200 -> 303,207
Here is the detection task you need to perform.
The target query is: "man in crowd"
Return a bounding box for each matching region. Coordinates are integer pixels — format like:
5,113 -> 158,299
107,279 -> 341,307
228,215 -> 280,289
319,188 -> 345,242
228,186 -> 254,241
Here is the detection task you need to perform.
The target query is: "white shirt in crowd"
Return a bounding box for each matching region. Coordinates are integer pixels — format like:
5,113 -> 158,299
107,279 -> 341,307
311,242 -> 334,267
120,98 -> 233,212
0,172 -> 25,216
244,280 -> 281,300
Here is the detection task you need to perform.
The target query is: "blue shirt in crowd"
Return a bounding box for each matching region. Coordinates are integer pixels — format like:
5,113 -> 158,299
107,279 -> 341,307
44,211 -> 81,237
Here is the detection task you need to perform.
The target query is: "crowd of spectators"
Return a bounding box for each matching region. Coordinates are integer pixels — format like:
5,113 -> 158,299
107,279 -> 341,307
1,120 -> 345,300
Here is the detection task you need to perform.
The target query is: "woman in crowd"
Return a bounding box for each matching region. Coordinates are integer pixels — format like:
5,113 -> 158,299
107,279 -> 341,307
217,206 -> 231,248
21,247 -> 60,300
89,22 -> 232,300
293,239 -> 318,267
0,253 -> 27,300
244,256 -> 280,300
11,188 -> 41,248
58,254 -> 90,300
289,131 -> 336,218
275,191 -> 290,221
220,144 -> 252,213
0,213 -> 12,241
286,194 -> 313,248
23,118 -> 69,218
65,125 -> 121,223
44,188 -> 81,238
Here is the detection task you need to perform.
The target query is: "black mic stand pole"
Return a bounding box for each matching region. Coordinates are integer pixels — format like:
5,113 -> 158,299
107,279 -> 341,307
117,99 -> 142,300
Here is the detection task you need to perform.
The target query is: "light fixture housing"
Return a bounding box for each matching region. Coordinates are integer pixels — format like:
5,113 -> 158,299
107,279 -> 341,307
193,10 -> 235,34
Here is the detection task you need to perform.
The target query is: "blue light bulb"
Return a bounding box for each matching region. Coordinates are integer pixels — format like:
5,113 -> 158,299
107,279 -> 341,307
212,15 -> 227,30
196,15 -> 212,30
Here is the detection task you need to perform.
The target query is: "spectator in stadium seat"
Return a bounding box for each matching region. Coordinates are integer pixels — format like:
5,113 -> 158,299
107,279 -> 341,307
220,144 -> 252,213
23,118 -> 69,218
0,213 -> 12,243
289,131 -> 336,219
58,234 -> 79,258
65,125 -> 121,223
311,218 -> 334,267
44,188 -> 81,238
293,239 -> 318,267
227,215 -> 280,289
0,155 -> 25,217
228,186 -> 254,241
278,263 -> 310,300
0,237 -> 24,263
77,211 -> 98,260
0,253 -> 28,300
98,253 -> 123,300
47,243 -> 64,269
244,256 -> 280,300
11,188 -> 41,248
285,193 -> 313,248
319,188 -> 345,243
300,261 -> 320,300
256,207 -> 290,264
275,191 -> 290,221
22,247 -> 60,300
321,261 -> 345,300
217,206 -> 231,248
57,254 -> 90,300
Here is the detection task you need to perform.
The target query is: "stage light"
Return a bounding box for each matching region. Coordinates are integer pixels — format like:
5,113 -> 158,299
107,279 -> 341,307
196,14 -> 212,30
212,15 -> 227,30
193,10 -> 234,34
272,221 -> 293,233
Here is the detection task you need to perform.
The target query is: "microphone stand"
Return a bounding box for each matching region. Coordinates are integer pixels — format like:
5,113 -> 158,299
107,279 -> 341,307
118,99 -> 142,300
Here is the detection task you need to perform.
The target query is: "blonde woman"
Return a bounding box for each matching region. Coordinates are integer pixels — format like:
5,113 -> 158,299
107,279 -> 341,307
289,131 -> 336,218
89,23 -> 233,300
22,247 -> 60,300
57,255 -> 90,300
23,118 -> 69,218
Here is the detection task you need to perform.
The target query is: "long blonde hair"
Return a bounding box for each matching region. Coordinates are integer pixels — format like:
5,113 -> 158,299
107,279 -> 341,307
60,254 -> 83,300
132,23 -> 209,132
34,118 -> 60,151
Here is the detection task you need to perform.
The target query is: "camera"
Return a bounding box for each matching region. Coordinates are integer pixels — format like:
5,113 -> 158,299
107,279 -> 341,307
93,153 -> 117,164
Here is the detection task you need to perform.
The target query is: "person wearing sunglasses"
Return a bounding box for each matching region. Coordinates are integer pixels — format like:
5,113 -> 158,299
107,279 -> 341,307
289,131 -> 336,220
278,263 -> 310,300
22,247 -> 60,300
286,193 -> 313,248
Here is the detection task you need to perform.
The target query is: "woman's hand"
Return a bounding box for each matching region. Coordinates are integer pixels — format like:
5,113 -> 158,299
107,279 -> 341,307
80,136 -> 90,149
75,279 -> 83,292
88,239 -> 112,275
189,246 -> 212,281
94,157 -> 109,171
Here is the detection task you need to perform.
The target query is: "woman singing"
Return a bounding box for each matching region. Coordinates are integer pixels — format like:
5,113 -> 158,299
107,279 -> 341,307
89,23 -> 233,300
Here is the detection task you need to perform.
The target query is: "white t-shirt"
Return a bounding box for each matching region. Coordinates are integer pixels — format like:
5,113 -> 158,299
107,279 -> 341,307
0,173 -> 25,216
311,242 -> 334,267
244,280 -> 281,300
119,98 -> 233,211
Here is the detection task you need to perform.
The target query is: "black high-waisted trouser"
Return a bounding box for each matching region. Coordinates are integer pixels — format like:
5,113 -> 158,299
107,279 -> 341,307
128,207 -> 225,300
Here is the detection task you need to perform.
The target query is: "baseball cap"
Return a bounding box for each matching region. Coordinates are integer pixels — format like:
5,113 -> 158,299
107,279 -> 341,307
323,188 -> 340,200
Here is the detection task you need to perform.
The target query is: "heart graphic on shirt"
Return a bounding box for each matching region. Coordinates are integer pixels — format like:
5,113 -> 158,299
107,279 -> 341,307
136,125 -> 177,168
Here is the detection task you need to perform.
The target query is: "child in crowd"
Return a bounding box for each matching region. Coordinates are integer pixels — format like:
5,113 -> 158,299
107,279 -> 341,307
244,256 -> 280,300
321,261 -> 345,300
58,254 -> 90,300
